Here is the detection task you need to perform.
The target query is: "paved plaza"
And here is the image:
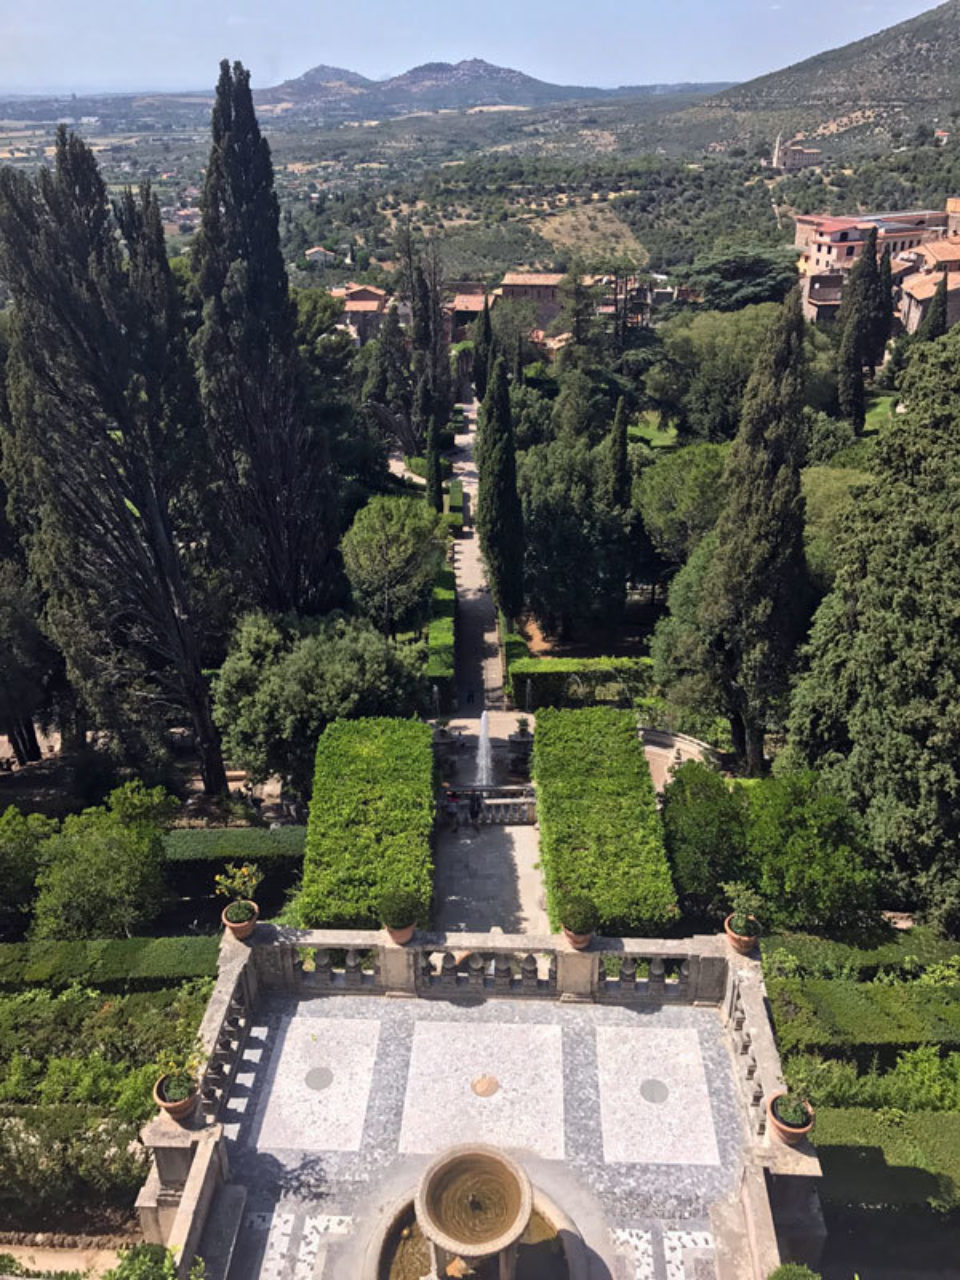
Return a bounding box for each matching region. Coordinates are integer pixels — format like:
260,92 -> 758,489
217,994 -> 744,1280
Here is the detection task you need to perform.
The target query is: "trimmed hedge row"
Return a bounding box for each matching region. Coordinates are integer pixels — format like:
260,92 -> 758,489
163,825 -> 306,863
425,566 -> 457,712
507,656 -> 653,710
762,928 -> 960,981
404,454 -> 453,480
444,479 -> 464,533
498,611 -> 529,686
815,1107 -> 960,1209
768,977 -> 960,1065
0,936 -> 220,992
533,708 -> 678,933
298,718 -> 435,929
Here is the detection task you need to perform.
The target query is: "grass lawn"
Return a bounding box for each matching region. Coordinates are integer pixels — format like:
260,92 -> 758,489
628,410 -> 677,449
864,392 -> 896,435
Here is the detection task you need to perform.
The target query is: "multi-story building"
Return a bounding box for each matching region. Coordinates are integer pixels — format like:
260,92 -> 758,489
499,271 -> 565,326
772,134 -> 822,172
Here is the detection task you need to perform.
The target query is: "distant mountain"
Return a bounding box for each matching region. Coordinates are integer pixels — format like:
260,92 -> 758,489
256,57 -> 732,117
710,0 -> 960,113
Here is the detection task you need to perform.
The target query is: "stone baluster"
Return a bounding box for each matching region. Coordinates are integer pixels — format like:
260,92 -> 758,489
314,949 -> 332,986
344,949 -> 362,989
494,954 -> 513,992
547,955 -> 558,991
678,959 -> 690,997
740,1030 -> 753,1056
521,953 -> 538,993
621,957 -> 637,994
416,950 -> 434,991
440,952 -> 458,990
648,956 -> 666,998
468,952 -> 485,990
746,1053 -> 758,1081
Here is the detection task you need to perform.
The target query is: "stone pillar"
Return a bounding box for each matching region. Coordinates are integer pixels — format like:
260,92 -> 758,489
557,949 -> 597,1001
136,1113 -> 206,1246
380,941 -> 418,995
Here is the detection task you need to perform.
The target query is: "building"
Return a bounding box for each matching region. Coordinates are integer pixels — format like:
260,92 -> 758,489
499,271 -> 565,326
329,283 -> 389,345
912,237 -> 960,274
772,133 -> 822,173
445,285 -> 490,341
305,245 -> 337,266
900,270 -> 960,334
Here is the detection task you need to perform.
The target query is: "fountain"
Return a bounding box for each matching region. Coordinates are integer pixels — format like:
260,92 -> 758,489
476,708 -> 492,787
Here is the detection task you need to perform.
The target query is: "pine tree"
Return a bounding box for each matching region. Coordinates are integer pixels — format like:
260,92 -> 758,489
917,273 -> 949,342
0,131 -> 228,792
473,296 -> 493,401
476,359 -> 524,620
193,60 -> 338,616
601,398 -> 631,511
838,313 -> 866,433
693,290 -> 810,774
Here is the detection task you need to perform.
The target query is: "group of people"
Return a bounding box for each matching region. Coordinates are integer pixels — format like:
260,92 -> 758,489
443,786 -> 484,831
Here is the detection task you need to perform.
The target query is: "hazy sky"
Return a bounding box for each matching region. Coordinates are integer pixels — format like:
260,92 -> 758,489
0,0 -> 938,94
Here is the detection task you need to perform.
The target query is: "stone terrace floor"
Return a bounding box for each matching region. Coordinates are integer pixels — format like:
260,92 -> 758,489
217,994 -> 745,1280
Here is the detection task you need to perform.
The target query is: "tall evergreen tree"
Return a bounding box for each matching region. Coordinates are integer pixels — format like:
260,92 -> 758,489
193,60 -> 338,616
917,272 -> 949,342
656,291 -> 810,774
838,313 -> 866,433
473,296 -> 493,402
476,359 -> 524,621
877,247 -> 894,354
0,131 -> 228,792
425,416 -> 444,514
837,227 -> 886,371
601,398 -> 631,511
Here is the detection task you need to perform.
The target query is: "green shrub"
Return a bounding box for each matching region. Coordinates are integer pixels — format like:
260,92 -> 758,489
815,1108 -> 960,1210
404,454 -> 452,480
298,718 -> 435,928
533,708 -> 678,933
0,807 -> 56,930
661,762 -> 748,907
508,656 -> 653,710
785,1046 -> 960,1112
767,1267 -> 822,1280
379,886 -> 421,929
0,936 -> 219,992
768,977 -> 960,1066
162,825 -> 306,864
558,893 -> 598,935
425,566 -> 457,711
761,928 -> 960,982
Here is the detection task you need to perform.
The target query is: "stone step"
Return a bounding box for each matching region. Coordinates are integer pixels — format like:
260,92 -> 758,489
197,1183 -> 247,1280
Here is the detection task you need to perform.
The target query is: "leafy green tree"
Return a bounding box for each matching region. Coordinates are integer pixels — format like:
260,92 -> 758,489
787,329 -> 960,903
687,245 -> 798,311
341,496 -> 445,637
477,359 -> 524,620
32,789 -> 169,939
638,443 -> 729,564
0,562 -> 55,766
747,771 -> 875,932
917,272 -> 949,342
0,806 -> 56,934
212,613 -> 424,795
661,761 -> 748,909
802,465 -> 871,591
362,305 -> 419,454
837,311 -> 866,433
0,131 -> 228,793
193,60 -> 339,616
473,295 -> 493,401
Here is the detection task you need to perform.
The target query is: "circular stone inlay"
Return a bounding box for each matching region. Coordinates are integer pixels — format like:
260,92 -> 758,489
471,1074 -> 500,1097
640,1077 -> 670,1105
305,1066 -> 334,1092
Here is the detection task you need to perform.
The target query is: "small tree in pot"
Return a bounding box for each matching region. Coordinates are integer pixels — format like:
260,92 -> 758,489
380,886 -> 421,945
153,1046 -> 204,1122
215,861 -> 263,941
721,880 -> 762,954
559,892 -> 598,950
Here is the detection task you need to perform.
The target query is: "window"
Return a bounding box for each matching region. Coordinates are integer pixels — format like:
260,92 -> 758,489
847,247 -> 855,257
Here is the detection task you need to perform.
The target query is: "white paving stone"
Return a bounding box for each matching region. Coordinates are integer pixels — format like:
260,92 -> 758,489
612,1227 -> 655,1280
664,1228 -> 715,1280
398,1020 -> 564,1158
596,1027 -> 720,1166
255,1016 -> 380,1152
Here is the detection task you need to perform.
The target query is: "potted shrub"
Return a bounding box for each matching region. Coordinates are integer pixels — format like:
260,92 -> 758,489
721,881 -> 762,954
215,861 -> 263,941
380,886 -> 421,945
767,1089 -> 815,1145
153,1048 -> 204,1122
559,892 -> 598,950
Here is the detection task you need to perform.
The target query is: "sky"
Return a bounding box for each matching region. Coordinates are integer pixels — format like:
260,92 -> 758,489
0,0 -> 940,95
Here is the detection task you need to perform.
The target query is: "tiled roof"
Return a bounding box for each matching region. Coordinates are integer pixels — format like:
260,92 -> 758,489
501,272 -> 565,287
918,239 -> 960,264
901,270 -> 960,301
452,294 -> 487,311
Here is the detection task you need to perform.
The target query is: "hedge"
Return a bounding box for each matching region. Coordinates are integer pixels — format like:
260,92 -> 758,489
768,977 -> 960,1065
163,825 -> 306,863
0,936 -> 220,992
404,454 -> 453,480
444,479 -> 465,533
298,718 -> 435,928
425,567 -> 457,712
507,656 -> 653,710
533,708 -> 678,933
762,928 -> 960,982
815,1108 -> 960,1210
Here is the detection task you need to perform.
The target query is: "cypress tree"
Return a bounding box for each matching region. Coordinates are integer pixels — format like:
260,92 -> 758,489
193,60 -> 338,616
838,313 -> 866,433
477,358 -> 524,620
917,273 -> 949,342
695,289 -> 811,775
473,296 -> 492,401
601,398 -> 631,511
877,247 -> 894,354
513,330 -> 525,385
838,227 -> 886,372
425,416 -> 444,514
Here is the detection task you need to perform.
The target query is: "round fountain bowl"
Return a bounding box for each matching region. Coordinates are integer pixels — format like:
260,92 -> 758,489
414,1144 -> 533,1260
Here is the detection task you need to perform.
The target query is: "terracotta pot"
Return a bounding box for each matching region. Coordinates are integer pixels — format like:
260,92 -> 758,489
385,923 -> 416,945
724,914 -> 760,955
767,1091 -> 815,1145
153,1075 -> 198,1122
221,899 -> 259,941
563,926 -> 594,951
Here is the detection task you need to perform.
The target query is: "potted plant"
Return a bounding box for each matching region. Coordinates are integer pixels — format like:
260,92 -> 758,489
721,881 -> 762,954
559,892 -> 598,950
153,1048 -> 204,1122
516,717 -> 530,736
215,861 -> 263,941
767,1089 -> 815,1145
380,886 -> 421,945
